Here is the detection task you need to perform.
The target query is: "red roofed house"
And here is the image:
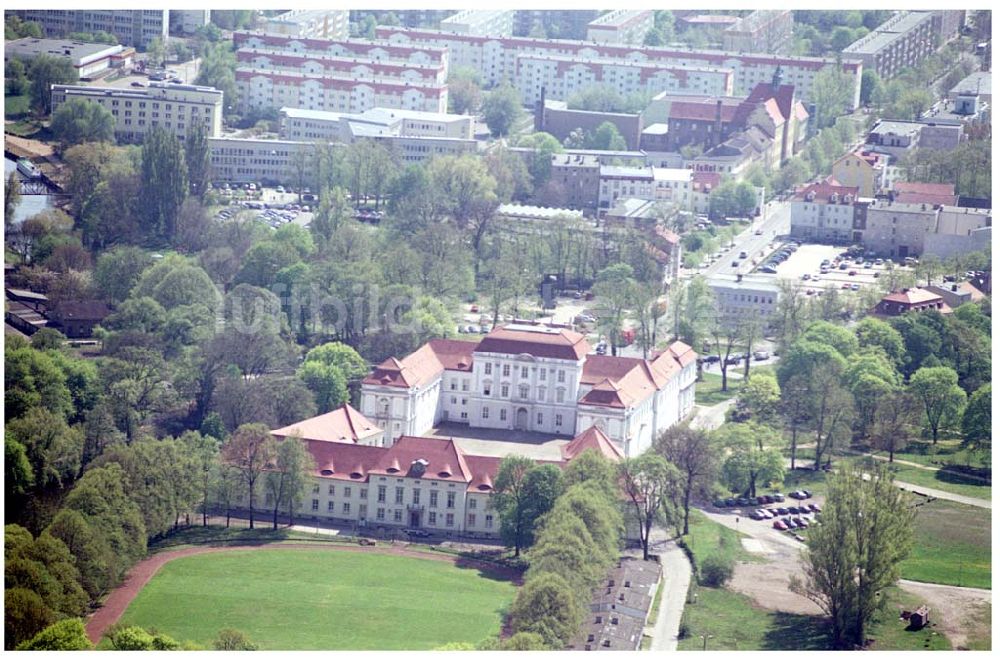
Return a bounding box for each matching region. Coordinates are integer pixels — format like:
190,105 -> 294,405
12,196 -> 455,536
361,323 -> 697,456
832,150 -> 888,198
240,428 -> 625,538
790,178 -> 860,243
271,404 -> 383,447
871,287 -> 953,317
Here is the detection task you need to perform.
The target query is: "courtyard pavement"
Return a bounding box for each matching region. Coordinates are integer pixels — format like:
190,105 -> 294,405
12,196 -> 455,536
427,424 -> 569,461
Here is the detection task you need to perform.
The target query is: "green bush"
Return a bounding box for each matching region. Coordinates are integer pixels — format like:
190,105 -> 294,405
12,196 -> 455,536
699,552 -> 735,587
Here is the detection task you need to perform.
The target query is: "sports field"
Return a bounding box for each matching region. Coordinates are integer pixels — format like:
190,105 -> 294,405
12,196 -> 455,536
118,548 -> 516,650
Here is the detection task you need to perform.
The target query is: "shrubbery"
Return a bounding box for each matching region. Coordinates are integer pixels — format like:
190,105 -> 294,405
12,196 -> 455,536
699,552 -> 735,588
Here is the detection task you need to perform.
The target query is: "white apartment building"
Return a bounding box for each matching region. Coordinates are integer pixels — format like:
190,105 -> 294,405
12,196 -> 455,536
706,274 -> 782,322
439,10 -> 515,37
50,83 -> 223,144
207,137 -> 315,185
374,26 -> 863,109
233,31 -> 449,115
9,10 -> 168,49
263,9 -> 349,40
360,325 -> 697,457
586,10 -> 655,45
790,179 -> 860,243
598,166 -> 693,210
515,53 -> 733,106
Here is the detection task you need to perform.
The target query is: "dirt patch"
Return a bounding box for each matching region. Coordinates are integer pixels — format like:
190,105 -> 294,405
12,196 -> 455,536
729,559 -> 824,616
85,541 -> 521,645
899,581 -> 992,649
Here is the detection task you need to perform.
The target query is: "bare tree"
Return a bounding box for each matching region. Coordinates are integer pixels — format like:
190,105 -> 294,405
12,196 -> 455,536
654,424 -> 719,535
222,423 -> 277,529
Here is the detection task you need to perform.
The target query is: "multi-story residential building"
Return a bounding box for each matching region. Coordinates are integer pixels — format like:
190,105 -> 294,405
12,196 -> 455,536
593,165 -> 694,210
790,179 -> 860,243
50,83 -> 222,144
169,10 -> 210,36
542,153 -> 601,210
843,11 -> 939,80
375,26 -> 864,109
5,38 -> 131,79
360,324 -> 698,457
585,10 -> 655,45
8,10 -> 168,49
685,127 -> 772,179
831,150 -> 889,198
262,10 -> 349,40
722,10 -> 794,54
537,100 -> 643,150
690,171 -> 722,214
439,10 -> 515,37
515,53 -> 734,107
705,274 -> 782,323
278,107 -> 476,164
862,199 -> 942,258
207,137 -> 315,186
514,10 -> 602,40
233,31 -> 449,115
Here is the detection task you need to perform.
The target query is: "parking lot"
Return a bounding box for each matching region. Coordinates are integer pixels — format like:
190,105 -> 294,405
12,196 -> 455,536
757,242 -> 912,296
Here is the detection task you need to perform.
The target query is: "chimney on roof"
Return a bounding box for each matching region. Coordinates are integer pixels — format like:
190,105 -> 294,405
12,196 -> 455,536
952,284 -> 958,292
736,273 -> 743,282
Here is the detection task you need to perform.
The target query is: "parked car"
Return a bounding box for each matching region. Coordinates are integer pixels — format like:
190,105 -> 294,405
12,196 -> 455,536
841,283 -> 851,290
851,284 -> 861,291
479,325 -> 490,334
712,498 -> 727,508
771,492 -> 784,503
773,520 -> 788,531
793,517 -> 808,528
736,497 -> 750,507
781,517 -> 796,528
775,506 -> 789,515
839,262 -> 849,270
753,350 -> 770,361
724,498 -> 737,507
739,251 -> 748,259
404,529 -> 431,539
787,506 -> 800,514
731,260 -> 740,268
848,270 -> 857,276
703,354 -> 721,363
789,489 -> 812,500
807,503 -> 822,513
749,510 -> 764,520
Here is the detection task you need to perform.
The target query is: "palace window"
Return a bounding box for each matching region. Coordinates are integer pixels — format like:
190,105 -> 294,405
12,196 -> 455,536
446,513 -> 454,527
430,490 -> 438,507
360,488 -> 368,499
412,489 -> 421,505
519,385 -> 529,399
500,408 -> 507,421
468,514 -> 476,527
343,503 -> 350,514
311,499 -> 319,511
520,367 -> 529,379
502,364 -> 510,377
395,487 -> 404,504
377,508 -> 385,520
428,512 -> 436,525
343,487 -> 351,498
393,509 -> 402,522
469,498 -> 478,510
485,515 -> 494,529
377,486 -> 386,503
501,384 -> 509,398
328,501 -> 335,512
328,485 -> 335,495
447,492 -> 456,509
482,406 -> 489,419
555,414 -> 563,427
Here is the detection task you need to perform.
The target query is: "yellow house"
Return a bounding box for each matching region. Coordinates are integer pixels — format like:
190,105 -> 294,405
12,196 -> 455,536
831,150 -> 887,198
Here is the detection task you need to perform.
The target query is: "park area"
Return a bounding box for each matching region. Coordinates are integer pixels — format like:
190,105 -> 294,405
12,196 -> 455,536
115,548 -> 516,650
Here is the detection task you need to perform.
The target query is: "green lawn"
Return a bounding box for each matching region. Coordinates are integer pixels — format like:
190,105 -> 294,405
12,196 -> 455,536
893,439 -> 991,471
780,467 -> 832,499
685,510 -> 761,565
694,372 -> 745,406
678,586 -> 951,651
888,464 -> 992,501
118,549 -> 516,649
901,499 -> 992,589
4,92 -> 29,118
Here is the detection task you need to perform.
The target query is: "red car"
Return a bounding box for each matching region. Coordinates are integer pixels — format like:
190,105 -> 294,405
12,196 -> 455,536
773,520 -> 788,531
841,283 -> 851,289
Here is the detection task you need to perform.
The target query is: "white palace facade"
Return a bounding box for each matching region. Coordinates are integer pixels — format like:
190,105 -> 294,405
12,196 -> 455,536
359,323 -> 697,457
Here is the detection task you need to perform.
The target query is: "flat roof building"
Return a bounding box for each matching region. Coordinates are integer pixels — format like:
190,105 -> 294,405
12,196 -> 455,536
7,10 -> 168,49
585,10 -> 654,46
723,10 -> 794,55
50,82 -> 223,144
440,10 -> 515,37
5,38 -> 124,79
263,9 -> 349,41
843,11 -> 939,79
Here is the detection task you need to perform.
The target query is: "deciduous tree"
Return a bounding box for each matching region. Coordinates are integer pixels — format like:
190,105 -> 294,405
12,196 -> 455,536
222,423 -> 277,529
909,366 -> 967,445
655,425 -> 718,535
620,452 -> 681,560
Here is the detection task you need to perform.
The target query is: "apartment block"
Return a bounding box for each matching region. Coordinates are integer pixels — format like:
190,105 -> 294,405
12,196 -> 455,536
50,82 -> 222,144
514,10 -> 601,39
8,10 -> 168,49
169,10 -> 210,36
515,52 -> 734,107
233,31 -> 449,115
539,153 -> 601,210
439,10 -> 515,37
263,10 -> 349,40
374,26 -> 863,109
843,11 -> 938,80
585,10 -> 654,45
207,137 -> 315,185
722,10 -> 794,54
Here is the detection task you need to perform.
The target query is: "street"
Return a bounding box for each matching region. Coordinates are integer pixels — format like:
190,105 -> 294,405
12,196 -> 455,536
700,201 -> 792,278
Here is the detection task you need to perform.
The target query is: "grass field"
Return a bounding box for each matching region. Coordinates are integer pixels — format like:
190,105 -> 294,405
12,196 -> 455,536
4,93 -> 29,118
694,372 -> 745,406
889,464 -> 992,501
893,438 -> 991,471
901,499 -> 992,589
684,511 -> 762,565
678,586 -> 951,651
118,549 -> 516,649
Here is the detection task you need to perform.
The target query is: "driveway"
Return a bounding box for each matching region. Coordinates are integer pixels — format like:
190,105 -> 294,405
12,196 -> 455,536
648,539 -> 692,651
688,397 -> 735,431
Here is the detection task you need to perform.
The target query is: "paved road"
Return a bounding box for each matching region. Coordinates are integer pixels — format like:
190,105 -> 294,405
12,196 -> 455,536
701,201 -> 792,278
892,480 -> 991,509
688,397 -> 736,431
647,539 -> 692,651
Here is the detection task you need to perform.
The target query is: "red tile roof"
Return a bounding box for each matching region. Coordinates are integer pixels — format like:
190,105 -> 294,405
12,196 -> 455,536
561,426 -> 625,461
368,436 -> 472,481
306,440 -> 386,481
271,404 -> 382,445
880,288 -> 945,305
793,179 -> 859,202
476,324 -> 590,360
